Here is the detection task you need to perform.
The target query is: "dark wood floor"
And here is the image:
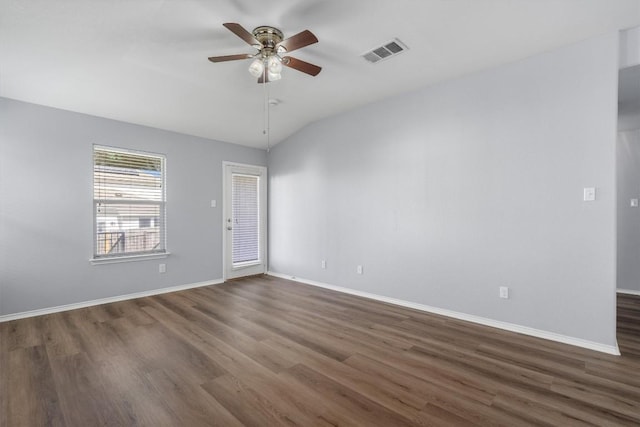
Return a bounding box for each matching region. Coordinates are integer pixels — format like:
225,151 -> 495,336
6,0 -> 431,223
1,275 -> 639,426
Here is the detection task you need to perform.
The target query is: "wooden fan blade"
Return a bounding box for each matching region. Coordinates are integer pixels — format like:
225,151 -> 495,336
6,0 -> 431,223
223,23 -> 261,47
208,53 -> 253,63
282,56 -> 322,76
276,30 -> 318,53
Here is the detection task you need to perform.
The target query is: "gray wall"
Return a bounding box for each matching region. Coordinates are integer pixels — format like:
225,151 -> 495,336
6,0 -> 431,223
620,26 -> 640,69
0,98 -> 266,316
617,128 -> 640,292
268,32 -> 619,347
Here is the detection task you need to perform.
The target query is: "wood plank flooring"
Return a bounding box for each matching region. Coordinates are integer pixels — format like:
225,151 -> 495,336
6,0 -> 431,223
1,275 -> 640,426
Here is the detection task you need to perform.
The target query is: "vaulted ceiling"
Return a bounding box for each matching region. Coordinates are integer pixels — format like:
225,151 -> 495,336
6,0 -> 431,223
1,0 -> 639,149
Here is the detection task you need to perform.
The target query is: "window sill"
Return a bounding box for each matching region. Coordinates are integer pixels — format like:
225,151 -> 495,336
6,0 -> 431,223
90,252 -> 170,265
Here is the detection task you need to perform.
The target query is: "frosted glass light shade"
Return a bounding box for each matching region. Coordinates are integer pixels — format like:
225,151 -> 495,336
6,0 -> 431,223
248,59 -> 264,78
267,56 -> 283,74
268,70 -> 282,81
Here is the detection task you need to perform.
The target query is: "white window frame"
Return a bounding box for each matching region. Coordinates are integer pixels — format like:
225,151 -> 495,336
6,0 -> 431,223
91,145 -> 168,264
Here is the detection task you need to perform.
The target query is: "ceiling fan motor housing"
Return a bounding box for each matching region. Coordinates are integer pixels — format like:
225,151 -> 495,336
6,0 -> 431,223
253,26 -> 284,56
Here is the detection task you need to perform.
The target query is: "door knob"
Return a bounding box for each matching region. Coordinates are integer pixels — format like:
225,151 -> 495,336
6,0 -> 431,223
227,226 -> 232,231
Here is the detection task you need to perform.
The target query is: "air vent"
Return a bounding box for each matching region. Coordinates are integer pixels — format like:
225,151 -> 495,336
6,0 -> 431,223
362,39 -> 408,64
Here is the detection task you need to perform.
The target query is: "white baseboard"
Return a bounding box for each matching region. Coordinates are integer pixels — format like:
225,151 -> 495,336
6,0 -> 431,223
0,279 -> 224,323
267,272 -> 620,356
617,288 -> 640,296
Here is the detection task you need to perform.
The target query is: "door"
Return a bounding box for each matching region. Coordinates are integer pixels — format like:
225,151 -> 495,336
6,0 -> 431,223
223,162 -> 267,280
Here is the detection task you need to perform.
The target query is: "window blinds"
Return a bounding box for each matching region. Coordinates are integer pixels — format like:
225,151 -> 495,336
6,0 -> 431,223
93,146 -> 166,258
231,174 -> 260,264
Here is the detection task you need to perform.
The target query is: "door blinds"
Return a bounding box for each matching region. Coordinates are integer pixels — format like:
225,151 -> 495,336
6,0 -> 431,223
231,174 -> 260,264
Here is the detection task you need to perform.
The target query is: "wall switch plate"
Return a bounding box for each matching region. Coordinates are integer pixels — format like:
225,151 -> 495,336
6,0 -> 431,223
210,200 -> 217,208
499,286 -> 509,299
159,263 -> 166,273
632,199 -> 639,207
321,260 -> 326,269
356,265 -> 363,275
583,187 -> 596,202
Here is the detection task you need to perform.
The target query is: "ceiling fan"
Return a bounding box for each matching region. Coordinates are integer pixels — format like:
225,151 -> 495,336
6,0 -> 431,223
208,23 -> 322,83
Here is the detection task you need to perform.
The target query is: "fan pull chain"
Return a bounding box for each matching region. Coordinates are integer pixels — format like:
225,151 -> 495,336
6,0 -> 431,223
266,80 -> 271,153
262,65 -> 270,152
262,65 -> 267,137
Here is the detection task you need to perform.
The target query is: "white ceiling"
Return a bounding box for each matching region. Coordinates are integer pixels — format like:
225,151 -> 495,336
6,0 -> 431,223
1,0 -> 639,149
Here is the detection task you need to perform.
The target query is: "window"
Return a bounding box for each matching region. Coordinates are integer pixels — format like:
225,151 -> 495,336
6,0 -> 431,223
93,146 -> 166,259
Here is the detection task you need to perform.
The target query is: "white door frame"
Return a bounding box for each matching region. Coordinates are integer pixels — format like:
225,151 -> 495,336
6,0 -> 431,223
222,161 -> 267,280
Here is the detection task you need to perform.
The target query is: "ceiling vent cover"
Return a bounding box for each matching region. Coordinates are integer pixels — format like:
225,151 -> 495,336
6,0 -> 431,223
362,39 -> 408,64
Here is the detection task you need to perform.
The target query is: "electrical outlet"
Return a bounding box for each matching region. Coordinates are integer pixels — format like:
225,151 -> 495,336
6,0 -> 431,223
357,265 -> 363,275
159,263 -> 166,274
321,260 -> 326,269
499,286 -> 509,299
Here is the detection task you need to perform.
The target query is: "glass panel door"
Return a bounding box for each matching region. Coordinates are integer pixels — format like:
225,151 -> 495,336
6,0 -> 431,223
224,163 -> 267,279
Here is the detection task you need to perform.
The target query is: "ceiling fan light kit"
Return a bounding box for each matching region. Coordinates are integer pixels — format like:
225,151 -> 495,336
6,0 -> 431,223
248,58 -> 264,78
208,22 -> 322,83
267,69 -> 282,81
267,56 -> 283,74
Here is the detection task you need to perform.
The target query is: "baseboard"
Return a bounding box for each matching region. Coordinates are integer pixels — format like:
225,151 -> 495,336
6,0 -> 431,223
267,271 -> 620,356
0,279 -> 224,322
617,288 -> 640,296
